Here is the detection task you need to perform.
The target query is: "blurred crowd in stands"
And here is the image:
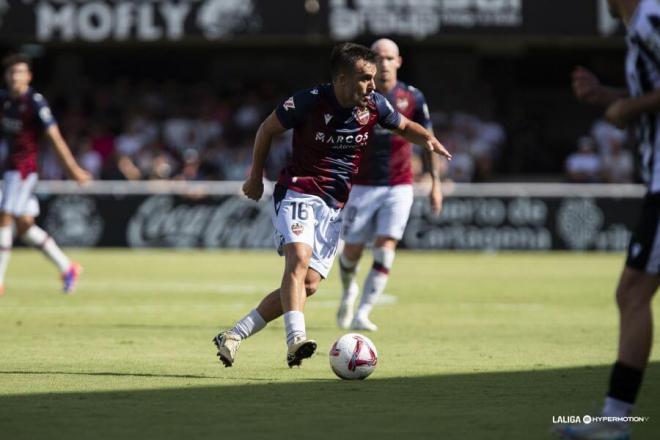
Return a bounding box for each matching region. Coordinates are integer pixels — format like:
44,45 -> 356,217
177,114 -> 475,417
564,119 -> 634,184
0,79 -> 634,183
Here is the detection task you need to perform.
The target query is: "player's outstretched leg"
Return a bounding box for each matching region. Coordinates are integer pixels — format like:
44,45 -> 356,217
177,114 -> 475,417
337,250 -> 361,329
18,220 -> 81,293
351,246 -> 395,332
212,307 -> 268,367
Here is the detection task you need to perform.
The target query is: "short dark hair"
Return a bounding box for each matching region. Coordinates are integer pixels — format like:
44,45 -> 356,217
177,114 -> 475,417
330,42 -> 377,80
2,53 -> 32,73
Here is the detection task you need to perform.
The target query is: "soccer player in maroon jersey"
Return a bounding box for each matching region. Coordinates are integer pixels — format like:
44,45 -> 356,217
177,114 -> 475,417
0,54 -> 91,295
336,39 -> 443,331
212,43 -> 451,368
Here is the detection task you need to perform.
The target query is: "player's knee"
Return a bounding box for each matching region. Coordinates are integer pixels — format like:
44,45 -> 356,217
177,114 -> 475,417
0,213 -> 13,227
343,244 -> 363,262
373,246 -> 396,269
615,273 -> 655,312
15,218 -> 33,236
305,281 -> 318,297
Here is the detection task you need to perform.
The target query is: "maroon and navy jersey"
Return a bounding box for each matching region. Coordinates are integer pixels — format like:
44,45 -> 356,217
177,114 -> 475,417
354,81 -> 431,186
0,87 -> 56,177
275,83 -> 400,208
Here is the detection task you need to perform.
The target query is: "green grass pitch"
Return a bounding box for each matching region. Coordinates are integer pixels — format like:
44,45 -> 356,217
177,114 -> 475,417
0,250 -> 658,439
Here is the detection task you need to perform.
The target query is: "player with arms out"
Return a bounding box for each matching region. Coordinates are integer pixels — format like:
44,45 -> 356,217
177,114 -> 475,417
212,43 -> 451,368
558,1 -> 659,438
336,38 -> 444,331
0,54 -> 90,295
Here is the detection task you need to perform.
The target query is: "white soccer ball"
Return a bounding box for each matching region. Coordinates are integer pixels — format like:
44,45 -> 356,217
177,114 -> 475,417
329,333 -> 378,380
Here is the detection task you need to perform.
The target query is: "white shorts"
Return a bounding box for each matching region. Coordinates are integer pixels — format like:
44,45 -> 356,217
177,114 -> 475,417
0,171 -> 40,217
341,184 -> 414,244
272,187 -> 342,279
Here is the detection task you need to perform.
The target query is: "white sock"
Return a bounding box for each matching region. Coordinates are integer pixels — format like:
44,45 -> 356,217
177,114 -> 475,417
21,226 -> 70,273
0,226 -> 13,285
283,310 -> 306,347
339,253 -> 359,305
603,396 -> 634,418
230,309 -> 267,340
356,247 -> 395,319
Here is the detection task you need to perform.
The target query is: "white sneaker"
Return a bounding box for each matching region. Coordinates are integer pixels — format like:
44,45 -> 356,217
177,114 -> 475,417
212,331 -> 242,367
350,315 -> 378,332
554,420 -> 630,439
286,337 -> 317,368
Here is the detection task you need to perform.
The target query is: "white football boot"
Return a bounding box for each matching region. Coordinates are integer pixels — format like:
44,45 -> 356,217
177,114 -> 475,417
212,331 -> 242,367
286,337 -> 317,368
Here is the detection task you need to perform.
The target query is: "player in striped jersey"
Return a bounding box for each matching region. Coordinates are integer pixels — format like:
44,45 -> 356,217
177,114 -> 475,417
559,1 -> 659,438
336,39 -> 444,331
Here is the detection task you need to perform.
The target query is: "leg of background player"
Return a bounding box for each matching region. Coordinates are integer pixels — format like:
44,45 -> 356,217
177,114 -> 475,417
602,267 -> 658,418
337,242 -> 364,328
0,212 -> 13,294
556,267 -> 657,439
16,216 -> 81,293
352,236 -> 396,331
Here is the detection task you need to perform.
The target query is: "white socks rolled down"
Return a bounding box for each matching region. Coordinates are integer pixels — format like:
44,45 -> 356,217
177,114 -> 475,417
283,310 -> 306,347
355,247 -> 395,319
21,225 -> 70,274
0,226 -> 12,285
230,309 -> 267,340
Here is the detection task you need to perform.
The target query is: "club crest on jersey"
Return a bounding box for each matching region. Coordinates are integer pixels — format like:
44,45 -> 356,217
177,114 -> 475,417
324,114 -> 333,125
291,222 -> 304,236
353,107 -> 370,126
283,97 -> 295,111
396,96 -> 409,111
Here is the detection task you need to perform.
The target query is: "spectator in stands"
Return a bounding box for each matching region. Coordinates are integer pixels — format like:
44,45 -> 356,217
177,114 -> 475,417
601,135 -> 634,183
565,136 -> 602,183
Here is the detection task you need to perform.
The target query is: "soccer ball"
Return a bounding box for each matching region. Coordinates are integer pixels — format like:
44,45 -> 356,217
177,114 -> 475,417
329,333 -> 378,380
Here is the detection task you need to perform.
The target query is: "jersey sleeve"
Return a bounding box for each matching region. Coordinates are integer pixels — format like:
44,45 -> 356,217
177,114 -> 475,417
275,87 -> 318,129
411,88 -> 432,130
373,92 -> 401,130
32,93 -> 56,129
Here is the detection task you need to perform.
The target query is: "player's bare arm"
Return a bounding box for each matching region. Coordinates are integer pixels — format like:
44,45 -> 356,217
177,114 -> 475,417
572,66 -> 629,106
604,88 -> 660,128
392,114 -> 452,160
243,111 -> 288,201
422,138 -> 443,215
45,124 -> 91,184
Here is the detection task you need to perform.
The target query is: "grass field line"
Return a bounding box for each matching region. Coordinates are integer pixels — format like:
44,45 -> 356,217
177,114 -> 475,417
0,294 -> 399,313
7,278 -> 267,294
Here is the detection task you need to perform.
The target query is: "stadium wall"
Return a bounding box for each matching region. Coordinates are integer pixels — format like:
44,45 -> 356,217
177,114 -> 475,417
34,181 -> 643,251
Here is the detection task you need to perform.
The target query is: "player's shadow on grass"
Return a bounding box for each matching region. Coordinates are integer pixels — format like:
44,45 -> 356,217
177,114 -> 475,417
0,363 -> 658,440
